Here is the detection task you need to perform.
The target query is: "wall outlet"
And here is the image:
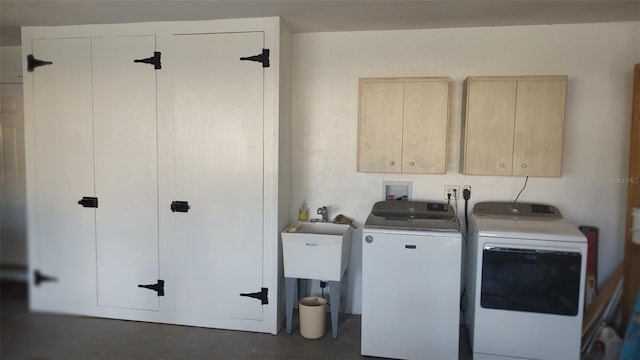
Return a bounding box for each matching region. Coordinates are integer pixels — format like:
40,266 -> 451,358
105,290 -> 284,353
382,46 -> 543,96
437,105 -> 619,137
444,185 -> 460,200
462,185 -> 472,199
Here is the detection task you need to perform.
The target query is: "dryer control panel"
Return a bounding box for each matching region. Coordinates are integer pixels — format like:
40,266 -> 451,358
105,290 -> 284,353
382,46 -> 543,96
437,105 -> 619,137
473,202 -> 562,219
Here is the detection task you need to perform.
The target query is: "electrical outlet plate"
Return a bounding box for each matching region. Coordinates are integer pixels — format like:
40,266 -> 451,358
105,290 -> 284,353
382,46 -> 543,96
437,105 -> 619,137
462,185 -> 472,199
444,185 -> 460,200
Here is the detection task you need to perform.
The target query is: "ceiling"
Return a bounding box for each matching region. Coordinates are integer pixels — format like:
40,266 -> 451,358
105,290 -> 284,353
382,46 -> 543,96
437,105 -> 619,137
2,0 -> 639,46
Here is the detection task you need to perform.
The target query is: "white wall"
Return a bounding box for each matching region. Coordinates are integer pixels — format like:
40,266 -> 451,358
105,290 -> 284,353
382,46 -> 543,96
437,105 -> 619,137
291,21 -> 640,314
1,46 -> 23,83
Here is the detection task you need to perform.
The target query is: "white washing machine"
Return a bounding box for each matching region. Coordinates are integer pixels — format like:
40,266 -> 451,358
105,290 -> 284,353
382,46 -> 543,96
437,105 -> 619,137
465,202 -> 587,360
362,201 -> 462,360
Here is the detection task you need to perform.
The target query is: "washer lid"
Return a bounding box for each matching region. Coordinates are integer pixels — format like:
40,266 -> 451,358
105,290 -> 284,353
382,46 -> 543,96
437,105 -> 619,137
364,200 -> 460,232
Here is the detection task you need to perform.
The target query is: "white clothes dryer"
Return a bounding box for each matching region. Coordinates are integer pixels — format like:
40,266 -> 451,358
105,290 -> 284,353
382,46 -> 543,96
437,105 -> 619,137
465,202 -> 587,360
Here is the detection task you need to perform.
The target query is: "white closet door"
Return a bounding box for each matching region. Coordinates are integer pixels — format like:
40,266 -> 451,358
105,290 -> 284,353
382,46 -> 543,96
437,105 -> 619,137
30,38 -> 97,308
92,36 -> 160,310
1,84 -> 27,268
171,32 -> 264,321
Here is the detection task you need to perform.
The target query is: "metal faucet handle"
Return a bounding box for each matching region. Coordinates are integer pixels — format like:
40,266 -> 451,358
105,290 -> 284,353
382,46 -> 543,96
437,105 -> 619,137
317,206 -> 329,222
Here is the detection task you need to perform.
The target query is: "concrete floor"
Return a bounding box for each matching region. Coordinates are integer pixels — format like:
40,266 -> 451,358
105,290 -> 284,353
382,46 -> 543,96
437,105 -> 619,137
1,281 -> 472,359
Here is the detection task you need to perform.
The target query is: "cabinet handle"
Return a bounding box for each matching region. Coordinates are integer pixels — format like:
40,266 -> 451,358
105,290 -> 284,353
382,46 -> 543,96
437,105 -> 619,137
499,163 -> 506,168
409,161 -> 415,166
521,164 -> 527,168
389,161 -> 395,166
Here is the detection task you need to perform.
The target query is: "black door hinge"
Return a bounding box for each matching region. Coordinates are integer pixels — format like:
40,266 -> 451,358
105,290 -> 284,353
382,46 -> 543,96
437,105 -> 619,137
240,287 -> 268,305
170,201 -> 190,213
78,196 -> 98,208
134,51 -> 162,69
240,49 -> 270,68
34,270 -> 58,286
27,54 -> 53,72
138,280 -> 165,296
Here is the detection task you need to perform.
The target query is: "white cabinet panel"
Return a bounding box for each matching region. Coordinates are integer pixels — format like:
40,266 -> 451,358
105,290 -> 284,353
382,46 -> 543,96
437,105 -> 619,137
362,231 -> 461,359
170,31 -> 264,321
93,36 -> 159,311
30,38 -> 97,307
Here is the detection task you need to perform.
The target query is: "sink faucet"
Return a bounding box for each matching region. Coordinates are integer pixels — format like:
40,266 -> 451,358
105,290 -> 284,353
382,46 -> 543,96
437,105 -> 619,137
317,206 -> 328,222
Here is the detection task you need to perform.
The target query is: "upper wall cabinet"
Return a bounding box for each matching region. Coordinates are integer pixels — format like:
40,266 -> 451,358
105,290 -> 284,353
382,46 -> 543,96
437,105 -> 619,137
460,76 -> 568,177
358,77 -> 450,174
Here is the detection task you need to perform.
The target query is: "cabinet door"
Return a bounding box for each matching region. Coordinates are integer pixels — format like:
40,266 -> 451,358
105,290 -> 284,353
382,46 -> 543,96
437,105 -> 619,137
29,38 -> 97,309
170,32 -> 265,321
358,81 -> 404,173
462,79 -> 517,176
513,79 -> 567,177
92,36 -> 160,310
402,81 -> 449,174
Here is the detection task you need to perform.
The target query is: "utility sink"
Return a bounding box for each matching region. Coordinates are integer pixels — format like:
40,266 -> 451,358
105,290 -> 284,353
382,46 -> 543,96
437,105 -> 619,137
281,222 -> 353,281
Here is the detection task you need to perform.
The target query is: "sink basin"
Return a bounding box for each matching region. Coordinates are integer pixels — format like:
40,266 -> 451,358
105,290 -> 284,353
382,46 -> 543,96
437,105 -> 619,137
281,222 -> 353,281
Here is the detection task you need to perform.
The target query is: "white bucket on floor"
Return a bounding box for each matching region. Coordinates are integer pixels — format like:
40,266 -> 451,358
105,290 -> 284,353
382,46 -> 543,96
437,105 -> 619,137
299,296 -> 327,339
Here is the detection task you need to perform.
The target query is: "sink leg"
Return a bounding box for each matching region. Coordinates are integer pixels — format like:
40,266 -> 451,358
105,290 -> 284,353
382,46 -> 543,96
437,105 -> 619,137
285,277 -> 297,335
328,280 -> 341,339
299,278 -> 310,298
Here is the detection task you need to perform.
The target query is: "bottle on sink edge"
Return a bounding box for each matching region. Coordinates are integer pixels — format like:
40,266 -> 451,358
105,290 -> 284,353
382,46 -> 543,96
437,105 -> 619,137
298,199 -> 309,222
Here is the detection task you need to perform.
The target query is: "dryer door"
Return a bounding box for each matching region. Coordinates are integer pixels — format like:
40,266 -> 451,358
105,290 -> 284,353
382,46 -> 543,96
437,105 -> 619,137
481,247 -> 582,316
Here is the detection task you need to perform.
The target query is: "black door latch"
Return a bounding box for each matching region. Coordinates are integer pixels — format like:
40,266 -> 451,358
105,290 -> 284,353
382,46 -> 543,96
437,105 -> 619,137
78,197 -> 98,208
170,201 -> 190,213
